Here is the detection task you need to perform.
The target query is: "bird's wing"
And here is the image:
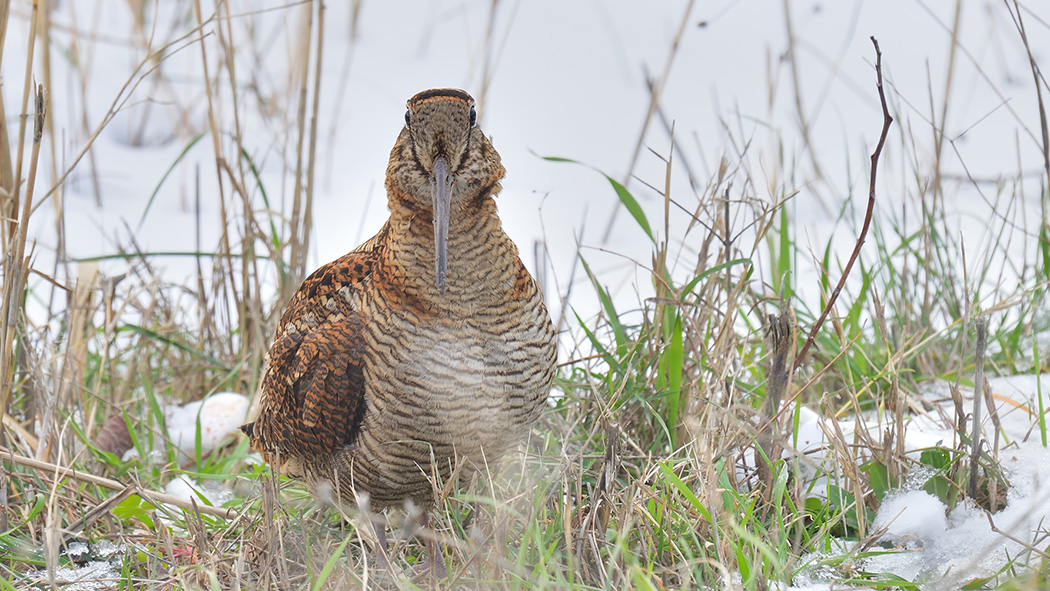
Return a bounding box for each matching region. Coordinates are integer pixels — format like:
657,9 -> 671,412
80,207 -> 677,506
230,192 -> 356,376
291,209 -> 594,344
242,225 -> 387,462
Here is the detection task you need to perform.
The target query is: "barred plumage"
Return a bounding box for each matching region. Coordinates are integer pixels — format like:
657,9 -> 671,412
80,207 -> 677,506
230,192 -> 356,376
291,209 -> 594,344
241,89 -> 557,573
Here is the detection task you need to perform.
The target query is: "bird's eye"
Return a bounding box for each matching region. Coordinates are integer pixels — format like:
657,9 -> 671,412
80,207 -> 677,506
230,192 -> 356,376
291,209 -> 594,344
469,106 -> 477,127
404,110 -> 411,125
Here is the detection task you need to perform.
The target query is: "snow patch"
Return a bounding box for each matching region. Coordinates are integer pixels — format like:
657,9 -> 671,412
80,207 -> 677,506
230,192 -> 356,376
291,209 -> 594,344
122,391 -> 250,461
790,374 -> 1050,589
164,474 -> 232,508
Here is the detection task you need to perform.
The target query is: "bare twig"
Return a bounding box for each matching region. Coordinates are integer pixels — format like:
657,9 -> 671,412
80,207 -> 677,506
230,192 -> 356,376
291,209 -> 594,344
0,0 -> 39,426
983,376 -> 1003,511
61,485 -> 138,544
930,2 -> 963,206
15,86 -> 45,277
782,0 -> 823,181
3,412 -> 39,450
0,0 -> 14,250
35,23 -> 216,214
287,2 -> 316,301
301,0 -> 326,287
4,0 -> 37,243
0,84 -> 45,429
794,37 -> 893,371
873,288 -> 906,480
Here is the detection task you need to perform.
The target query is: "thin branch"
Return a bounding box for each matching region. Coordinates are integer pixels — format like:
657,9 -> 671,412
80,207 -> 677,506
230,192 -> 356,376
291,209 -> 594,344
1,446 -> 236,520
794,37 -> 893,371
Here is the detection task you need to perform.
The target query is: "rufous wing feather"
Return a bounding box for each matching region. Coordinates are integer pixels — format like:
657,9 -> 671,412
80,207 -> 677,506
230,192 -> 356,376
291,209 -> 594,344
243,247 -> 376,462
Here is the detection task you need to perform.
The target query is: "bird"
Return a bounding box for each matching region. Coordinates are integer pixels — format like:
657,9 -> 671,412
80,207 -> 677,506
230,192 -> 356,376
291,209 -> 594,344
241,88 -> 557,577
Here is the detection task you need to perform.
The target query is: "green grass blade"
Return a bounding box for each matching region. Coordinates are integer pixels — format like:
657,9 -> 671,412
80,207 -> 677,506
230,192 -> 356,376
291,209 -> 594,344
1037,337 -> 1047,447
571,308 -> 622,373
117,324 -> 228,369
681,258 -> 752,298
312,533 -> 355,591
240,146 -> 287,283
579,255 -> 627,357
0,493 -> 44,537
137,131 -> 207,231
657,461 -> 713,522
660,313 -> 684,447
541,155 -> 654,242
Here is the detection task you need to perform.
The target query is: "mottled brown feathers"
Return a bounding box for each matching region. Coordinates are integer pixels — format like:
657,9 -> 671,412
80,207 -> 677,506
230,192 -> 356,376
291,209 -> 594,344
243,89 -> 557,511
245,249 -> 375,462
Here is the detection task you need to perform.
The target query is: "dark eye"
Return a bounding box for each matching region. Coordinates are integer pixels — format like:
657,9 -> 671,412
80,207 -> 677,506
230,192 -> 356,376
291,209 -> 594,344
469,106 -> 477,127
404,110 -> 411,125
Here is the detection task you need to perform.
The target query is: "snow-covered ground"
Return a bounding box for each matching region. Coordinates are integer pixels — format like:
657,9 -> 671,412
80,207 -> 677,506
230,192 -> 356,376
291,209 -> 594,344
3,1 -> 1049,588
792,375 -> 1050,589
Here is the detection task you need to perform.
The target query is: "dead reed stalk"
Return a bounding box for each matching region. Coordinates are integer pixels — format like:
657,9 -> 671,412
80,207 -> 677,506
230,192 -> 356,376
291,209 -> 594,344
967,317 -> 988,499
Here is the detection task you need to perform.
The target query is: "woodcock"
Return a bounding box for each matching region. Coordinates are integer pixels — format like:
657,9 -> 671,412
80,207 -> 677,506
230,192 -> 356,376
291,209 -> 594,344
242,88 -> 557,572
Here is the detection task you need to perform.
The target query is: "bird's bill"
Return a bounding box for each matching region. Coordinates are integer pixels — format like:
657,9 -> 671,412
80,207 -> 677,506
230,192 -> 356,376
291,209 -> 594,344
432,156 -> 452,294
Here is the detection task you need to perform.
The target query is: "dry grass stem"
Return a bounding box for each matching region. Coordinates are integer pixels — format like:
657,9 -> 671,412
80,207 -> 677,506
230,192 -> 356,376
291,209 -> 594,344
1,447 -> 236,519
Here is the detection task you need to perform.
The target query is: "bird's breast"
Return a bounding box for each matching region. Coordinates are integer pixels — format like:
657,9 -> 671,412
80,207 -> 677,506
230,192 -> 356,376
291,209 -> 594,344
360,290 -> 555,461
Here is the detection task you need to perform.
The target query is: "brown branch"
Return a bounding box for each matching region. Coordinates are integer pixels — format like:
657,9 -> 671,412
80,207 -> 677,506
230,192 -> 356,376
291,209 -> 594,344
794,37 -> 893,371
1,446 -> 236,520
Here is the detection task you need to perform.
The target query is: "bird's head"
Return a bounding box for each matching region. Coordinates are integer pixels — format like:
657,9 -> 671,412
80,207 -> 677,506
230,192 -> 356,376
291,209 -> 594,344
387,88 -> 505,294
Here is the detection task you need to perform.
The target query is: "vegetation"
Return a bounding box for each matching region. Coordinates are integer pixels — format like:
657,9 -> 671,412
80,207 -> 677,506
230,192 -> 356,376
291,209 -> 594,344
0,1 -> 1048,590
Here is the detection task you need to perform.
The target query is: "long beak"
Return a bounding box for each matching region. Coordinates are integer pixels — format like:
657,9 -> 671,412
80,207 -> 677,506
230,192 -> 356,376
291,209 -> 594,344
432,156 -> 452,294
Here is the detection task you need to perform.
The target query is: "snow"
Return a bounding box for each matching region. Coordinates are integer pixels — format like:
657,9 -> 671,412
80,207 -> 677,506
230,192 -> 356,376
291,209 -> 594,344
63,541 -> 92,562
24,561 -> 119,590
861,493 -> 1036,588
117,392 -> 245,513
122,391 -> 249,461
91,540 -> 126,559
163,391 -> 250,456
791,374 -> 1050,589
164,473 -> 233,508
153,391 -> 244,512
873,490 -> 948,543
5,1 -> 1046,328
23,541 -> 124,590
